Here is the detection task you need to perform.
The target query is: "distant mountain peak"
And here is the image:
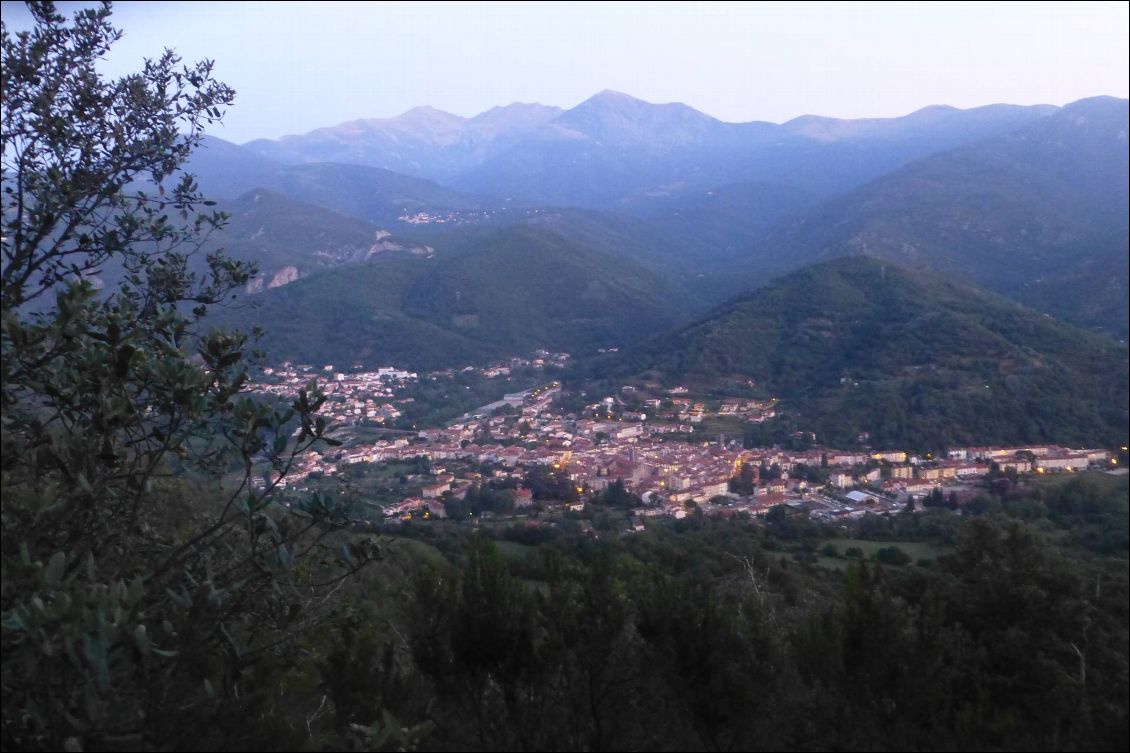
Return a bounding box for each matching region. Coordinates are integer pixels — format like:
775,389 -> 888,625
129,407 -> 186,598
908,103 -> 961,116
550,90 -> 722,149
589,89 -> 641,102
398,104 -> 461,119
475,101 -> 557,115
783,102 -> 1058,142
387,105 -> 466,131
469,102 -> 564,130
1064,94 -> 1128,107
573,89 -> 701,114
1056,95 -> 1129,119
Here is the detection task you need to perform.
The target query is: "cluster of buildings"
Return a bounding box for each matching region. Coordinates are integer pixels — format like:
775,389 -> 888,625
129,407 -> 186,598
397,206 -> 558,226
255,363 -> 419,427
251,364 -> 1118,525
250,351 -> 571,432
944,444 -> 1110,471
397,209 -> 505,225
602,385 -> 777,425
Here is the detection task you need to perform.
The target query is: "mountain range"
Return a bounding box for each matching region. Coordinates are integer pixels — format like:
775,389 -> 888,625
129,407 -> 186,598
740,96 -> 1130,335
241,90 -> 1060,213
180,91 -> 1127,391
243,102 -> 564,183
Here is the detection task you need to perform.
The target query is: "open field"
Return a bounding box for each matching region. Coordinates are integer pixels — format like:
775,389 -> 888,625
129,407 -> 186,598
816,538 -> 950,570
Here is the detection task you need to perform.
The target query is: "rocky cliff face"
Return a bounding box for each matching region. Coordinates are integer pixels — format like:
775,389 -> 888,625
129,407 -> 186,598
246,265 -> 302,294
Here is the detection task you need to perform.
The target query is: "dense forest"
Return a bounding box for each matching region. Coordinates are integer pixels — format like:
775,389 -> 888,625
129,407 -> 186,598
351,475 -> 1130,752
13,470 -> 1127,751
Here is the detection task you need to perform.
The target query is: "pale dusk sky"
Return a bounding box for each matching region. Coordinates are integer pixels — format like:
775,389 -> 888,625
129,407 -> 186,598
3,1 -> 1128,143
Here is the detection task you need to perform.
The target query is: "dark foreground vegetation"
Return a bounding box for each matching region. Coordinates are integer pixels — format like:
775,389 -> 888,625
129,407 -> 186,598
338,474 -> 1130,753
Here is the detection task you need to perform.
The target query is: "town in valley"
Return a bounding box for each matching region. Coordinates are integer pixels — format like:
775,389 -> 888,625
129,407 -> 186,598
249,358 -> 1122,528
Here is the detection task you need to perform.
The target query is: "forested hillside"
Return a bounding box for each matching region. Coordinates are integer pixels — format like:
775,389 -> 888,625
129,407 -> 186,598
586,256 -> 1129,449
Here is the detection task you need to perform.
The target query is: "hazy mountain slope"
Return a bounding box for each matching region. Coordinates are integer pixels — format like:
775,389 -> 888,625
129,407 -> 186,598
742,96 -> 1129,335
212,256 -> 489,369
783,102 -> 1058,149
209,190 -> 435,293
69,187 -> 404,299
182,135 -> 286,194
220,226 -> 693,369
625,180 -> 824,267
242,103 -> 564,181
185,137 -> 512,226
589,256 -> 1128,449
240,92 -> 1056,215
450,91 -> 787,206
192,96 -> 1066,277
1012,228 -> 1130,338
265,162 -> 493,226
510,206 -> 710,274
453,92 -> 1057,208
183,139 -> 715,296
399,225 -> 687,352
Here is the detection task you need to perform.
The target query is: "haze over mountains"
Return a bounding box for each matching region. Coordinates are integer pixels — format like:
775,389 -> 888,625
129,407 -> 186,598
742,96 -> 1130,334
209,190 -> 436,293
239,90 -> 1060,211
188,136 -> 503,227
181,91 -> 1128,382
244,102 -> 565,183
217,225 -> 690,370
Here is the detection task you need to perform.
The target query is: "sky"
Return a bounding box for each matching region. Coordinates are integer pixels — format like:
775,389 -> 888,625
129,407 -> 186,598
3,1 -> 1128,143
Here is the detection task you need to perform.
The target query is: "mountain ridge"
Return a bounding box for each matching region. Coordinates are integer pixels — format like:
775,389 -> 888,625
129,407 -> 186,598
216,224 -> 695,370
240,92 -> 1064,209
739,96 -> 1129,336
586,256 -> 1128,450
